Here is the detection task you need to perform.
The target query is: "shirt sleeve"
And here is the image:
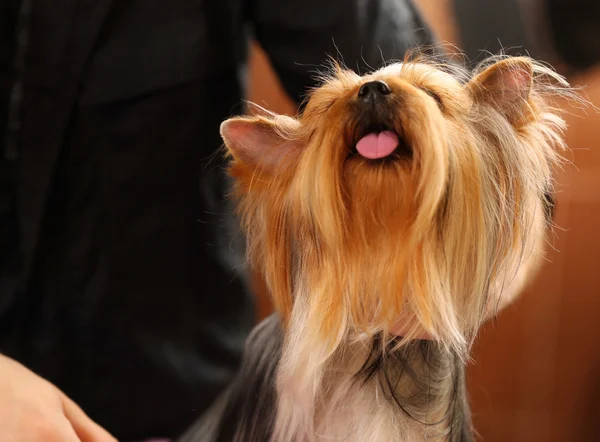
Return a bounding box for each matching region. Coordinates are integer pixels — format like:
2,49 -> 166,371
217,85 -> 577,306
250,0 -> 436,104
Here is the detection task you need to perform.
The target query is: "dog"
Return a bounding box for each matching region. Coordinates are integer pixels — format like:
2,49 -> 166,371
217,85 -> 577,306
180,53 -> 574,442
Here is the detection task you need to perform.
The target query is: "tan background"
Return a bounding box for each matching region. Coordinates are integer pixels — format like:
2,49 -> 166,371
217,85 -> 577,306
246,1 -> 600,440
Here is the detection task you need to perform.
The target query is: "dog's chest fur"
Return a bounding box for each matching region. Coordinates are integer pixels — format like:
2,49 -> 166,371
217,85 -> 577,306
182,315 -> 474,442
312,352 -> 450,442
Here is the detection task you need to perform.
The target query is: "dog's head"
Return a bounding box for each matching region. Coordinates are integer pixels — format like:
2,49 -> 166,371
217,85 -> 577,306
221,54 -> 571,357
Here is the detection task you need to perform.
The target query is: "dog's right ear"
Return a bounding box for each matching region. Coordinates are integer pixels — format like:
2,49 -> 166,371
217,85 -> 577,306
220,116 -> 303,171
466,57 -> 534,125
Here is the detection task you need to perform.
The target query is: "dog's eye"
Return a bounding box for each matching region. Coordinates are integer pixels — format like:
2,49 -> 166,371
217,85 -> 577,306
422,88 -> 443,107
416,85 -> 443,107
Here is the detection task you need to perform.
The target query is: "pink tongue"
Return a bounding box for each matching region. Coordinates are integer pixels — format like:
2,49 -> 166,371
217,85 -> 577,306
355,131 -> 399,159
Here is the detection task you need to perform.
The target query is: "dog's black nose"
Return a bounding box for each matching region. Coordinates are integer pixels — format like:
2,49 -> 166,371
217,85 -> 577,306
358,80 -> 391,103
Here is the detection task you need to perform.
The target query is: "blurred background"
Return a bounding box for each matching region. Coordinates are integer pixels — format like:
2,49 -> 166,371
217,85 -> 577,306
247,1 -> 600,441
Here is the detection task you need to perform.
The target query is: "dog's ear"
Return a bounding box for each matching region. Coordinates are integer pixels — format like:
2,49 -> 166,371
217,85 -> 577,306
467,57 -> 534,122
220,116 -> 302,171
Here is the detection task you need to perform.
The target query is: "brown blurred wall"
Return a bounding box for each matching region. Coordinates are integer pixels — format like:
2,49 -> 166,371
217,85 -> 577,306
246,1 -> 600,440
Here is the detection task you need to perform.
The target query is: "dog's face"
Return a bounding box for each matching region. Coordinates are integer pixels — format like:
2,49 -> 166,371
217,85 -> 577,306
221,55 -> 569,356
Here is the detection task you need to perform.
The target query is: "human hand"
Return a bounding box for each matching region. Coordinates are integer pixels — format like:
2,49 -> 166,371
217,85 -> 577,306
0,354 -> 117,442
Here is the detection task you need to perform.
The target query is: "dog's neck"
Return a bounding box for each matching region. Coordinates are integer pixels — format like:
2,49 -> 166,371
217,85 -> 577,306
271,296 -> 472,442
316,340 -> 465,442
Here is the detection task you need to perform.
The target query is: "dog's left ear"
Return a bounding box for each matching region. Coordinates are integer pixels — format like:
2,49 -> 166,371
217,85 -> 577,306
220,116 -> 302,172
467,57 -> 534,123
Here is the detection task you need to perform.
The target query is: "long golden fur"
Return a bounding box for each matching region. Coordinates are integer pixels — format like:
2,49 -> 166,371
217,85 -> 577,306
218,52 -> 575,441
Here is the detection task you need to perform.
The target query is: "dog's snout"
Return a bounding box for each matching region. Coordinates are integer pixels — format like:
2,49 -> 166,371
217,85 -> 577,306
358,80 -> 391,103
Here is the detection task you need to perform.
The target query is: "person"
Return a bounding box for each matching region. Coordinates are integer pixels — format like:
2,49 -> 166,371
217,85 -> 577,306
453,0 -> 600,74
0,0 -> 434,440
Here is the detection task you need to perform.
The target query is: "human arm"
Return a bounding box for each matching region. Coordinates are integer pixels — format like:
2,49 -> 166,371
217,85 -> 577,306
250,0 -> 436,105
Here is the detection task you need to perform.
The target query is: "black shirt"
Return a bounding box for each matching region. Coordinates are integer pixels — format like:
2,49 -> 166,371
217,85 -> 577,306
0,0 -> 433,439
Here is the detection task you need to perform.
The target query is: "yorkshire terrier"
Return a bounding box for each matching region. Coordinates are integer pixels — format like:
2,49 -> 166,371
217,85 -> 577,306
182,54 -> 573,442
